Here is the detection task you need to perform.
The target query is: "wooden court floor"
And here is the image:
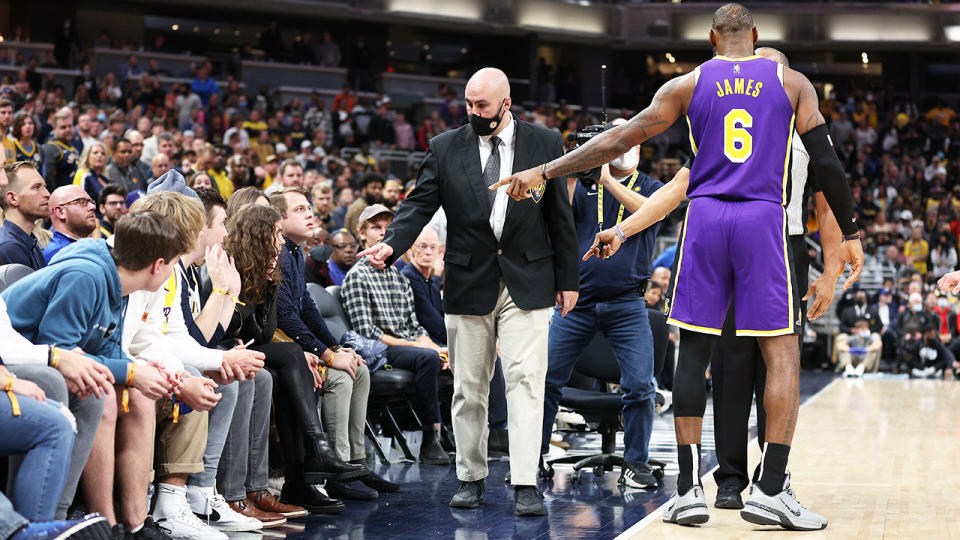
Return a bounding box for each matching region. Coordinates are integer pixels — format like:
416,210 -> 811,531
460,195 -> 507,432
622,378 -> 960,539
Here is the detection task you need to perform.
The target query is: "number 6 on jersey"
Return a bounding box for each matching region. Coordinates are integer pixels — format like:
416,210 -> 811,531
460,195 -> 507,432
723,108 -> 753,163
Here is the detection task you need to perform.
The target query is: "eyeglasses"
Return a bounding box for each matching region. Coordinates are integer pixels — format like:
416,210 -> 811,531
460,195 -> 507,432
333,242 -> 358,250
415,243 -> 439,252
59,197 -> 95,209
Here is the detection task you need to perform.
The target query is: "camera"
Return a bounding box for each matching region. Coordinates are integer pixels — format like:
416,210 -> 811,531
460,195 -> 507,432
566,123 -> 611,186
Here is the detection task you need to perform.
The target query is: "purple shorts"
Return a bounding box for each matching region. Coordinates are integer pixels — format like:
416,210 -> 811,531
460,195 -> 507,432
666,197 -> 800,337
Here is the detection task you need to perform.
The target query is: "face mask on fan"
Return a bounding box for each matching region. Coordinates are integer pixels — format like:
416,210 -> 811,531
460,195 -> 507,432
610,147 -> 639,173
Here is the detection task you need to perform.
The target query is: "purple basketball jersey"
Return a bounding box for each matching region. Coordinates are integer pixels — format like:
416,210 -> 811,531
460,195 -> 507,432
686,56 -> 795,204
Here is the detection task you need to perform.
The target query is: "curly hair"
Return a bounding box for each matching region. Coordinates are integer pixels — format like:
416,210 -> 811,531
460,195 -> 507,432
224,204 -> 283,305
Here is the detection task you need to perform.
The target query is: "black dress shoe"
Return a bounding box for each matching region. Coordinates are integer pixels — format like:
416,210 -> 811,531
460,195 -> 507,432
449,480 -> 485,509
714,482 -> 744,509
420,429 -> 452,465
360,469 -> 400,493
326,480 -> 378,501
279,482 -> 346,514
514,485 -> 546,516
487,428 -> 509,458
303,436 -> 369,482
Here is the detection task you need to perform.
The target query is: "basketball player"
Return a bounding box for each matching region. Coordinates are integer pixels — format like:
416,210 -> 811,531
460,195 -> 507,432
493,3 -> 864,531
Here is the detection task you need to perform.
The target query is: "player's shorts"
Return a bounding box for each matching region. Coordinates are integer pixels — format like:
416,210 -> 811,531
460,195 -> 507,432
665,197 -> 800,337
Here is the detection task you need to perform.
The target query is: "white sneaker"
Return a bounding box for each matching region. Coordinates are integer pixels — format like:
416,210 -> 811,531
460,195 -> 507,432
656,389 -> 673,414
854,363 -> 865,377
155,503 -> 229,540
662,484 -> 709,526
187,487 -> 263,532
555,409 -> 586,426
741,474 -> 827,531
842,364 -> 856,378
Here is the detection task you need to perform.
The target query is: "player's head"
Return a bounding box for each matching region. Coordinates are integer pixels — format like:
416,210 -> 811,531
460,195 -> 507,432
709,3 -> 757,48
755,47 -> 789,68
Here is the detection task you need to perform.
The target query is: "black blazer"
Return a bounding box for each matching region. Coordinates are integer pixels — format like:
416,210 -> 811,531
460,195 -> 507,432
383,119 -> 579,316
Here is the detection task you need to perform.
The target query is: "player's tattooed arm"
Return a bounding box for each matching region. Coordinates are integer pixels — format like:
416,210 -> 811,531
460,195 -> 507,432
543,73 -> 692,180
792,70 -> 827,135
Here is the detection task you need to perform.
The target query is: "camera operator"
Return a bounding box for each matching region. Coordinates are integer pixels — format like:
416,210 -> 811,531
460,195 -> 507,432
540,117 -> 689,488
901,324 -> 956,379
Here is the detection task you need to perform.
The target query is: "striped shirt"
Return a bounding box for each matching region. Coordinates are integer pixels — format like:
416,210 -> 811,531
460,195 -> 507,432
786,132 -> 811,237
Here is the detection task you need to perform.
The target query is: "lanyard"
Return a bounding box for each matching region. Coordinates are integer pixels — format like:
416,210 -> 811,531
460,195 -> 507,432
598,171 -> 639,231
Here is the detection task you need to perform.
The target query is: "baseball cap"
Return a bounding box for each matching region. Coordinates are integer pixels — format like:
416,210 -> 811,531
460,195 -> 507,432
900,210 -> 913,221
301,140 -> 312,150
275,143 -> 288,155
880,288 -> 892,296
358,203 -> 394,226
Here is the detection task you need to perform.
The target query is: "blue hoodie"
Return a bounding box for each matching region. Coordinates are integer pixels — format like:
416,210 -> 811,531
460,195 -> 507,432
2,238 -> 131,381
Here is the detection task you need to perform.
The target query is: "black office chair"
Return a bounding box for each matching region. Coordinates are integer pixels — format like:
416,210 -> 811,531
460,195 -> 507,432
308,283 -> 419,463
0,264 -> 34,293
543,308 -> 669,483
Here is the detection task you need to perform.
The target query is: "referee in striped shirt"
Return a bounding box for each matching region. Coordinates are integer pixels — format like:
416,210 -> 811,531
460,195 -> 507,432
709,47 -> 854,510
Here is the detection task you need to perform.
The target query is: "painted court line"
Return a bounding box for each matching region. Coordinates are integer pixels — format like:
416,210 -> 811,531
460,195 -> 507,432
614,377 -> 840,540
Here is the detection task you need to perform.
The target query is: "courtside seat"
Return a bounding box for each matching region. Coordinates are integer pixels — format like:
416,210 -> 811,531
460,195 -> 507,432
0,264 -> 34,293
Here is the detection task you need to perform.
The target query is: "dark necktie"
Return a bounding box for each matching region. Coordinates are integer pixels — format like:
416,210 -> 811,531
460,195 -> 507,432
483,136 -> 501,209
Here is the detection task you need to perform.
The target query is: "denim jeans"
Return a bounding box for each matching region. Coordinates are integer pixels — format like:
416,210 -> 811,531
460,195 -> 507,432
541,292 -> 656,465
188,376 -> 239,489
7,365 -> 104,519
217,369 -> 272,501
0,393 -> 75,521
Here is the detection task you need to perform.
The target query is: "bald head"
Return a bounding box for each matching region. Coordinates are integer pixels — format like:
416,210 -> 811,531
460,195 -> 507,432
50,185 -> 97,237
756,47 -> 789,68
712,3 -> 754,35
465,68 -> 512,134
49,185 -> 87,208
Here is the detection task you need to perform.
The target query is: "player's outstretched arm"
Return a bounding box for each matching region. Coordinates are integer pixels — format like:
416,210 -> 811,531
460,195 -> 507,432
493,72 -> 693,201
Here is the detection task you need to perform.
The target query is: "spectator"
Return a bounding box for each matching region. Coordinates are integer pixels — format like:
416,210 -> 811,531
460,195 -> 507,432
271,187 -> 398,500
930,232 -> 957,276
393,112 -> 415,151
104,139 -> 146,193
221,203 -> 363,514
150,153 -> 171,183
332,85 -> 356,114
196,145 -> 233,199
341,204 -> 449,465
830,110 -> 854,146
318,31 -> 341,67
10,115 -> 44,176
399,227 -> 446,345
344,173 -> 384,239
96,183 -> 127,238
73,141 -> 109,202
191,65 -> 219,107
264,159 -> 303,195
839,290 -> 880,335
124,130 -> 152,182
223,115 -> 250,151
0,162 -> 49,269
836,318 -> 882,377
311,183 -> 336,231
645,282 -> 663,308
382,179 -> 402,211
259,21 -> 285,62
139,121 -> 164,166
909,326 -> 955,379
43,185 -> 97,263
904,225 -> 929,275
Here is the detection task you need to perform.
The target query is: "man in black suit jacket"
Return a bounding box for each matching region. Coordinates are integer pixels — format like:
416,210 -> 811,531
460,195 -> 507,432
839,290 -> 880,334
360,67 -> 579,516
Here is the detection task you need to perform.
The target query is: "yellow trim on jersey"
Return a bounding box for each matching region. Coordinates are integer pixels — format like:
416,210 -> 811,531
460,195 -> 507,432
667,202 -> 692,321
161,271 -> 180,333
73,168 -> 89,186
735,328 -> 795,337
13,139 -> 38,158
667,318 -> 723,336
714,54 -> 764,62
782,205 -> 795,333
686,115 -> 698,156
776,63 -> 784,85
781,115 -> 795,205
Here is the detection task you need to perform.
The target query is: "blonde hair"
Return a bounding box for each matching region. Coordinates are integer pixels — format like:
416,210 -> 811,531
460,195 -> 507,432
128,191 -> 205,254
77,142 -> 108,172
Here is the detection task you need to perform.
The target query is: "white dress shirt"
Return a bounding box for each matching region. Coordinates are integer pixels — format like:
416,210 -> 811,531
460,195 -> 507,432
479,114 -> 517,241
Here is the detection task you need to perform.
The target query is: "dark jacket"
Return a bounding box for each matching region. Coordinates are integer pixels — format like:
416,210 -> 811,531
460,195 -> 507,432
400,263 -> 446,345
224,287 -> 278,347
382,119 -> 578,315
276,236 -> 339,356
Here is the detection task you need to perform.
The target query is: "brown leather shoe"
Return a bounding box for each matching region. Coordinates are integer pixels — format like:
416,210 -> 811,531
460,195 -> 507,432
227,499 -> 287,528
247,489 -> 309,518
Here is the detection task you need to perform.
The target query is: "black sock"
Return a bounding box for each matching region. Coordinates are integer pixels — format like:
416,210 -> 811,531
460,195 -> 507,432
757,443 -> 790,495
676,444 -> 701,496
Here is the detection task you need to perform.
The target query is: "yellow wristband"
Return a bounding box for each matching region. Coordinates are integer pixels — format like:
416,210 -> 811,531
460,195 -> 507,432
213,288 -> 245,307
50,347 -> 61,369
5,375 -> 20,417
126,363 -> 136,386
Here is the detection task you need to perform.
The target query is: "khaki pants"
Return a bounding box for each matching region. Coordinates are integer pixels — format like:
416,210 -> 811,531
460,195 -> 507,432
155,399 -> 209,476
446,282 -> 551,486
321,364 -> 370,461
835,333 -> 882,373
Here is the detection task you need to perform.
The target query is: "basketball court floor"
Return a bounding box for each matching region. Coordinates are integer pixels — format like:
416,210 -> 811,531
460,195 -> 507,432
244,372 -> 958,539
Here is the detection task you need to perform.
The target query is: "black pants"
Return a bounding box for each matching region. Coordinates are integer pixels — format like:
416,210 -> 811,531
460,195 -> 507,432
711,234 -> 808,490
258,342 -> 325,469
386,345 -> 443,426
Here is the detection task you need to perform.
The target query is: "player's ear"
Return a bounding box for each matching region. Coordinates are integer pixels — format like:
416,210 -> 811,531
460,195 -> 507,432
752,27 -> 758,45
709,29 -> 717,48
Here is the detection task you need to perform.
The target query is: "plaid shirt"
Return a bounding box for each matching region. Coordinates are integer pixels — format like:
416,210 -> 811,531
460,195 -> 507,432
341,257 -> 427,342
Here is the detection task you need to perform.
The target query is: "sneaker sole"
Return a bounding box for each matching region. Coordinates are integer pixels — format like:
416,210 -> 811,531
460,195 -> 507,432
201,520 -> 264,532
303,468 -> 369,483
57,517 -> 112,540
514,507 -> 547,517
664,504 -> 710,526
741,502 -> 827,531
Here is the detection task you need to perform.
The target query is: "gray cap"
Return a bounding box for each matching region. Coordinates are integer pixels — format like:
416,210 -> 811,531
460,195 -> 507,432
358,203 -> 394,226
147,169 -> 199,199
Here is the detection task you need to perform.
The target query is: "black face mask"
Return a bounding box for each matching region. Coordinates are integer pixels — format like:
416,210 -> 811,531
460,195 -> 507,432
470,99 -> 507,137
